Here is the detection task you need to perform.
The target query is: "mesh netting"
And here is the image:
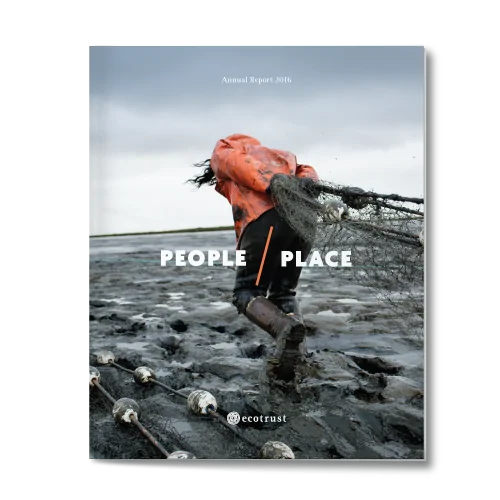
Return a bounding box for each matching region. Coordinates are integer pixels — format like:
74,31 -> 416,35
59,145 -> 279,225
89,364 -> 257,459
270,175 -> 424,329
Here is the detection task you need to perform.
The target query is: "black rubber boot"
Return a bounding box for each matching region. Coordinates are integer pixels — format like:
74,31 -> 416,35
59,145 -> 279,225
267,284 -> 300,316
267,289 -> 307,367
245,296 -> 306,381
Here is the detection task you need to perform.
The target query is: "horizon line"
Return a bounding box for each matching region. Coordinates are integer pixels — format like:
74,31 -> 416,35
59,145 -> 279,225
89,225 -> 234,238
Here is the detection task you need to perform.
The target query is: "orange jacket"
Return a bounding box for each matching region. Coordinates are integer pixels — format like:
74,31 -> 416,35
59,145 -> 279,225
210,134 -> 319,246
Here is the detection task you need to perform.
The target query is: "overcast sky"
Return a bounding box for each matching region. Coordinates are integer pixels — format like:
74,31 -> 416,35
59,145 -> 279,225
90,46 -> 424,235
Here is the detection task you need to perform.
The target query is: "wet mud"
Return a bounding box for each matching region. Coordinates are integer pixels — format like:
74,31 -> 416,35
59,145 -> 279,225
90,231 -> 424,459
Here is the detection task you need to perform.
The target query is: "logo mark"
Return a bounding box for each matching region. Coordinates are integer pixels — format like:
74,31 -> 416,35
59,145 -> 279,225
226,411 -> 241,426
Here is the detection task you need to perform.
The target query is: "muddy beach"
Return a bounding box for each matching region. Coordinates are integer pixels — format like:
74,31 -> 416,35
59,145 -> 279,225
89,230 -> 424,460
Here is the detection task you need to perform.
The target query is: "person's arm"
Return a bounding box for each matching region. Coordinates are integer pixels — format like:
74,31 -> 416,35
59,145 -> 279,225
211,139 -> 271,193
293,161 -> 321,197
295,163 -> 319,182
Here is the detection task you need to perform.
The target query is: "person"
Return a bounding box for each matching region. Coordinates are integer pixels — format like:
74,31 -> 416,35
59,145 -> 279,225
188,134 -> 319,380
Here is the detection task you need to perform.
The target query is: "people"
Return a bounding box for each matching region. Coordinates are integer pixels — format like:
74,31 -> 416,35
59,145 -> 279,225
188,134 -> 319,380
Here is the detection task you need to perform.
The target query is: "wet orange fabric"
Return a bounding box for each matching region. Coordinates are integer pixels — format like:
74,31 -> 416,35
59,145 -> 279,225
210,134 -> 318,246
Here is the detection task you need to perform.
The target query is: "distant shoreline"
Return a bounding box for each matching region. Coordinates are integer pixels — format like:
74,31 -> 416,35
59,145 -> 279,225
89,226 -> 234,238
90,217 -> 419,239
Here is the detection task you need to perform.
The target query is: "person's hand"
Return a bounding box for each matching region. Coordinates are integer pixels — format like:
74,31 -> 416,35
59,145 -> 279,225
297,177 -> 322,197
266,173 -> 289,195
341,187 -> 370,210
322,200 -> 349,221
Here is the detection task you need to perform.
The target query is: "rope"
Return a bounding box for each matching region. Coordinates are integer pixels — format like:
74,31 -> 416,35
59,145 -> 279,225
319,184 -> 424,205
92,380 -> 116,405
130,416 -> 170,458
151,379 -> 189,400
106,358 -> 263,451
207,408 -> 260,450
90,372 -> 173,458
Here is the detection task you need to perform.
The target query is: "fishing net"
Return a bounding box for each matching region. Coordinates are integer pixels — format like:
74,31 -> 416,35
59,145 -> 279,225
269,175 -> 424,329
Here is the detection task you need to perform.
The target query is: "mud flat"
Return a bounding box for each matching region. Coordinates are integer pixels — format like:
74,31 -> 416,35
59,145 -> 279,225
89,231 -> 424,459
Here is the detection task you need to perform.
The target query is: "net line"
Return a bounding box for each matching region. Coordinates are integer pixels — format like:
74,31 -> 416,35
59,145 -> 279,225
269,176 -> 424,328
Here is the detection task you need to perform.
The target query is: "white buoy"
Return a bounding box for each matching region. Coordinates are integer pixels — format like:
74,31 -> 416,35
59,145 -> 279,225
112,398 -> 141,424
187,390 -> 217,415
89,366 -> 100,386
260,441 -> 295,459
134,366 -> 156,385
95,351 -> 115,365
323,200 -> 349,221
167,450 -> 196,459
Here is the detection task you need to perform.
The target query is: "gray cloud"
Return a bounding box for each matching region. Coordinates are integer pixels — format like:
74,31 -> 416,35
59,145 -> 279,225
90,46 -> 423,103
91,84 -> 422,154
90,46 -> 424,235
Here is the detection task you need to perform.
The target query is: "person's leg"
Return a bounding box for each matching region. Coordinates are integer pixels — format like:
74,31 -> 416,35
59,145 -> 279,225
232,208 -> 308,381
232,208 -> 295,313
267,236 -> 313,315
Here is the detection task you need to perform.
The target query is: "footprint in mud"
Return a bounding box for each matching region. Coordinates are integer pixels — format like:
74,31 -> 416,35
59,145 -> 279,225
347,354 -> 401,375
170,319 -> 188,332
211,325 -> 226,333
353,387 -> 385,403
243,343 -> 268,359
159,335 -> 182,355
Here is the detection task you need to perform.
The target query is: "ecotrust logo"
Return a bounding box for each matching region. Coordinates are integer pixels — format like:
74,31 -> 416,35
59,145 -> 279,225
226,411 -> 287,426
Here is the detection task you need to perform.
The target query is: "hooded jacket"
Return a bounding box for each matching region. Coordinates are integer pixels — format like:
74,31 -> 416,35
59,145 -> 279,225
210,134 -> 319,246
